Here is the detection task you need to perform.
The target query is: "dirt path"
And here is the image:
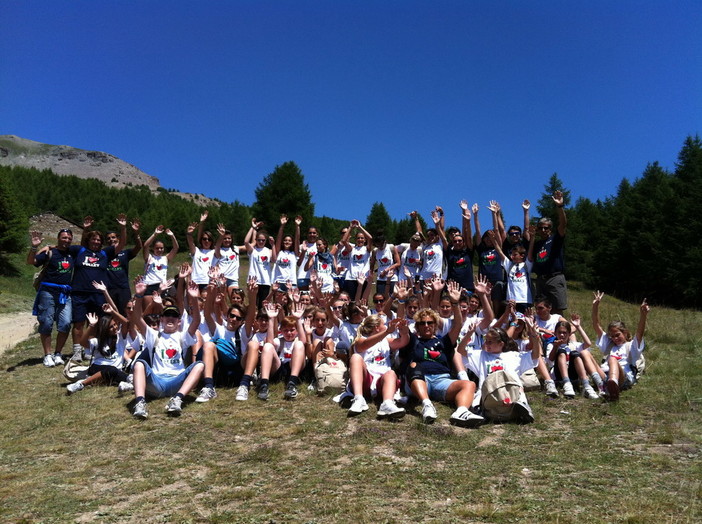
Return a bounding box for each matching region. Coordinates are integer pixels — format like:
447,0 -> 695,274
0,311 -> 38,356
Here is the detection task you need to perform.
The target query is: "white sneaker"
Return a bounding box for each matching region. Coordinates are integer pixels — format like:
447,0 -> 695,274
377,400 -> 406,420
66,381 -> 84,395
166,396 -> 182,415
333,390 -> 354,407
450,408 -> 484,428
235,385 -> 249,401
71,346 -> 83,362
421,402 -> 438,424
195,386 -> 217,403
348,396 -> 369,416
562,381 -> 576,399
117,381 -> 135,394
544,380 -> 559,398
582,382 -> 599,400
43,354 -> 55,367
52,353 -> 65,366
133,399 -> 148,419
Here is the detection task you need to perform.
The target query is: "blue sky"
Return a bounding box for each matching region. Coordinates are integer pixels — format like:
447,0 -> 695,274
2,1 -> 700,231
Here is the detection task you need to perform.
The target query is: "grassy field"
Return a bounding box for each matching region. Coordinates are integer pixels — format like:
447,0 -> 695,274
1,271 -> 700,522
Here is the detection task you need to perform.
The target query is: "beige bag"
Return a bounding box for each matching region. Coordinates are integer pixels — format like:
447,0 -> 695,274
315,357 -> 347,393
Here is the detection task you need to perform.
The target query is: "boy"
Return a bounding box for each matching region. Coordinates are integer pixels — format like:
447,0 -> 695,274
488,228 -> 535,313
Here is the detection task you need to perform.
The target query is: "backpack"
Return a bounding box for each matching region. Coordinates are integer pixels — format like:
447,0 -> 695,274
315,357 -> 347,393
481,369 -> 525,422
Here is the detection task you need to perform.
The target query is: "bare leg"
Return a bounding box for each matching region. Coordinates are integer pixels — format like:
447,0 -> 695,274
133,361 -> 147,397
348,353 -> 366,397
445,380 -> 476,408
289,341 -> 306,377
40,333 -> 52,356
409,379 -> 429,401
178,362 -> 205,396
381,369 -> 399,402
55,331 -> 69,354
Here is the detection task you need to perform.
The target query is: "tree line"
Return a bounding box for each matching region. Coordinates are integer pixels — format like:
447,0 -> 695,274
1,136 -> 700,308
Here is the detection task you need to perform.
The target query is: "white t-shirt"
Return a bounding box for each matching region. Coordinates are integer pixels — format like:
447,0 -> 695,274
143,325 -> 197,376
347,245 -> 370,279
464,349 -> 539,388
355,337 -> 393,396
374,244 -> 398,282
191,248 -> 215,285
144,254 -> 169,285
297,241 -> 318,279
335,243 -> 352,280
248,246 -> 272,285
217,247 -> 241,282
503,259 -> 533,304
272,250 -> 298,284
88,334 -> 130,368
420,242 -> 443,280
597,333 -> 644,384
397,244 -> 423,282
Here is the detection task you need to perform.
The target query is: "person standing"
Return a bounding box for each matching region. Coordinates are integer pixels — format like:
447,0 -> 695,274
532,191 -> 568,315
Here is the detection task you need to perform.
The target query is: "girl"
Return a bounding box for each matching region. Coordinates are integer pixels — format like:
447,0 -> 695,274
186,210 -> 216,287
346,315 -> 408,419
142,225 -> 179,309
339,220 -> 373,298
305,237 -> 338,294
272,215 -> 300,290
214,223 -> 247,290
370,234 -> 400,296
245,218 -> 274,307
592,291 -> 649,401
547,315 -> 600,399
445,200 -> 475,294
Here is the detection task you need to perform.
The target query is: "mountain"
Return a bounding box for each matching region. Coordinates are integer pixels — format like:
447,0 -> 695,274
0,135 -> 219,205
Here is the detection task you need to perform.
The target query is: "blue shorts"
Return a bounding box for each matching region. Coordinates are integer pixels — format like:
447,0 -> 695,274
71,292 -> 106,323
296,278 -> 311,289
405,372 -> 455,402
36,288 -> 72,335
225,278 -> 239,288
138,360 -> 204,398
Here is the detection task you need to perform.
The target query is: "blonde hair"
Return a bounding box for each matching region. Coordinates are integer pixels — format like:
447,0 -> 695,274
358,314 -> 383,337
414,308 -> 441,327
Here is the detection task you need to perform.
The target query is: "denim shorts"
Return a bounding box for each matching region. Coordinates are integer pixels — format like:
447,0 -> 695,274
404,372 -> 455,402
139,360 -> 204,398
36,289 -> 72,335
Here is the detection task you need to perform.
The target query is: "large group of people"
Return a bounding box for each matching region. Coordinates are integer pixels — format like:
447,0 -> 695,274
28,193 -> 650,424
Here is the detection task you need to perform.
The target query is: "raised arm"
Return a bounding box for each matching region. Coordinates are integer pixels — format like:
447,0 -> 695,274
591,290 -> 605,337
186,222 -> 198,255
552,191 -> 567,237
294,216 -> 302,256
195,210 -> 208,245
27,231 -> 43,266
130,219 -> 142,258
635,299 -> 649,345
527,224 -> 536,262
571,313 -> 591,350
186,281 -> 201,337
459,200 -> 473,250
114,213 -> 127,254
488,201 -> 505,244
431,210 -> 448,250
409,211 -> 426,242
203,282 -> 218,336
143,225 -> 162,261
471,203 -> 481,246
131,276 -> 148,336
486,230 -> 505,261
214,223 -> 226,259
80,216 -> 93,247
165,228 -> 179,262
522,200 -> 531,242
474,275 -> 495,331
446,280 -> 464,344
275,215 -> 287,254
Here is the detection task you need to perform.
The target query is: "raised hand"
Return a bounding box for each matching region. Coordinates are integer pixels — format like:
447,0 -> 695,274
641,298 -> 650,314
471,203 -> 479,215
291,301 -> 305,319
152,292 -> 162,305
431,276 -> 445,292
294,215 -> 303,226
165,228 -> 175,237
473,274 -> 489,295
395,280 -> 410,301
435,205 -> 444,216
488,200 -> 501,213
30,231 -> 43,248
179,262 -> 192,278
264,301 -> 279,318
217,223 -> 226,236
280,214 -> 288,225
522,199 -> 531,211
133,275 -> 147,296
102,302 -> 113,316
155,225 -> 165,234
186,280 -> 200,298
527,224 -> 536,236
570,313 -> 581,327
91,280 -> 107,292
408,210 -> 418,219
187,222 -> 198,234
116,213 -> 127,226
160,278 -> 175,291
447,280 -> 461,302
83,216 -> 94,229
200,210 -> 209,223
131,219 -> 141,232
593,290 -> 604,304
247,275 -> 259,293
291,286 -> 301,304
552,190 -> 564,207
86,312 -> 99,326
430,210 -> 440,225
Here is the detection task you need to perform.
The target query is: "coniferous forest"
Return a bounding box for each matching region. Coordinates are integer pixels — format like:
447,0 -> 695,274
1,136 -> 700,308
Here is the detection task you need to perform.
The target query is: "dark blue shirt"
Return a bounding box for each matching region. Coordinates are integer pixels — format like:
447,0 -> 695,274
107,248 -> 136,290
533,232 -> 565,276
34,248 -> 74,286
400,332 -> 456,376
68,245 -> 116,293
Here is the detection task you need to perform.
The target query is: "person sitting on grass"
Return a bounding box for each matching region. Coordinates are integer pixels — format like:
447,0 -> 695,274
257,301 -> 307,401
346,315 -> 408,419
546,314 -> 600,400
129,276 -> 204,419
399,280 -> 484,427
591,292 -> 650,401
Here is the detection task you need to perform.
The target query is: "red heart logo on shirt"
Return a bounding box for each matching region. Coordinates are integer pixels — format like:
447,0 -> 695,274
427,251 -> 435,257
166,348 -> 177,358
322,263 -> 328,269
381,257 -> 389,263
428,350 -> 440,359
282,258 -> 289,264
538,250 -> 547,259
515,271 -> 524,278
61,261 -> 70,269
486,254 -> 495,261
343,248 -> 351,255
88,257 -> 98,263
229,254 -> 235,260
261,256 -> 268,262
408,258 -> 418,264
202,257 -> 210,262
354,254 -> 362,260
156,265 -> 163,270
456,258 -> 465,265
374,355 -> 384,362
111,260 -> 120,268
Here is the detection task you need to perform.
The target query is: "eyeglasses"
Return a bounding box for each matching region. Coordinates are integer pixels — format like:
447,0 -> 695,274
416,320 -> 435,326
256,238 -> 266,242
229,314 -> 243,320
537,226 -> 551,231
59,228 -> 73,235
375,298 -> 385,303
509,231 -> 521,236
202,237 -> 213,241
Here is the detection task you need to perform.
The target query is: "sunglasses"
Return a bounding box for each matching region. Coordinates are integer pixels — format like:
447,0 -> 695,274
59,228 -> 73,235
417,320 -> 435,326
229,314 -> 243,320
538,226 -> 551,231
509,231 -> 521,236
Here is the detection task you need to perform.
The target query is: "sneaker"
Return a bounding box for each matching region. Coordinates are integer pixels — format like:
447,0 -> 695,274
450,408 -> 484,428
133,399 -> 148,419
421,402 -> 438,424
377,400 -> 405,420
52,353 -> 65,366
333,390 -> 354,408
66,381 -> 84,395
257,383 -> 269,401
513,401 -> 535,424
117,381 -> 135,394
166,396 -> 183,415
284,382 -> 298,400
235,385 -> 249,401
71,346 -> 83,362
195,386 -> 217,403
606,379 -> 620,402
544,380 -> 559,398
582,383 -> 599,400
43,354 -> 55,367
348,396 -> 369,416
126,374 -> 134,384
562,381 -> 576,399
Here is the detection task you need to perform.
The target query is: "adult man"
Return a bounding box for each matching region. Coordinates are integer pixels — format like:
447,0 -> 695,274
27,228 -> 75,366
532,191 -> 567,315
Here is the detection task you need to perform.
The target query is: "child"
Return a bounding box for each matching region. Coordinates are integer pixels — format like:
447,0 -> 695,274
258,302 -> 307,400
489,228 -> 536,312
346,315 -> 408,419
129,277 -> 205,419
546,315 -> 600,399
460,324 -> 542,424
592,292 -> 649,401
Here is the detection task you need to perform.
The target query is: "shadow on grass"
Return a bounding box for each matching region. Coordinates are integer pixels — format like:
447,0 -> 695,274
6,356 -> 44,371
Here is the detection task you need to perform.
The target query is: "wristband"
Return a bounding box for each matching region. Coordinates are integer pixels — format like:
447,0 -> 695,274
397,299 -> 407,304
134,293 -> 144,299
450,301 -> 459,305
30,247 -> 37,251
457,370 -> 469,381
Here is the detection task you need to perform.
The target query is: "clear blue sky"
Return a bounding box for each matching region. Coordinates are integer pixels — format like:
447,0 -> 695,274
2,1 -> 700,231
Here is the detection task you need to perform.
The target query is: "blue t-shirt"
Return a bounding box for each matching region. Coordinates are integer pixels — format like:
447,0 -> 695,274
446,246 -> 474,291
34,248 -> 74,286
69,245 -> 116,293
477,241 -> 505,283
533,232 -> 565,276
400,332 -> 456,376
107,249 -> 136,290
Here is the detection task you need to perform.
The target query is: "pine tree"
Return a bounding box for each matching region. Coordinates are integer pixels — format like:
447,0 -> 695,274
0,169 -> 28,275
365,202 -> 395,241
536,173 -> 571,229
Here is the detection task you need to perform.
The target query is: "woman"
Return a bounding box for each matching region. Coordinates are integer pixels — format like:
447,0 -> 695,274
245,218 -> 274,307
142,225 -> 179,309
186,210 -> 215,287
272,214 -> 300,289
214,222 -> 247,291
339,220 -> 373,298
